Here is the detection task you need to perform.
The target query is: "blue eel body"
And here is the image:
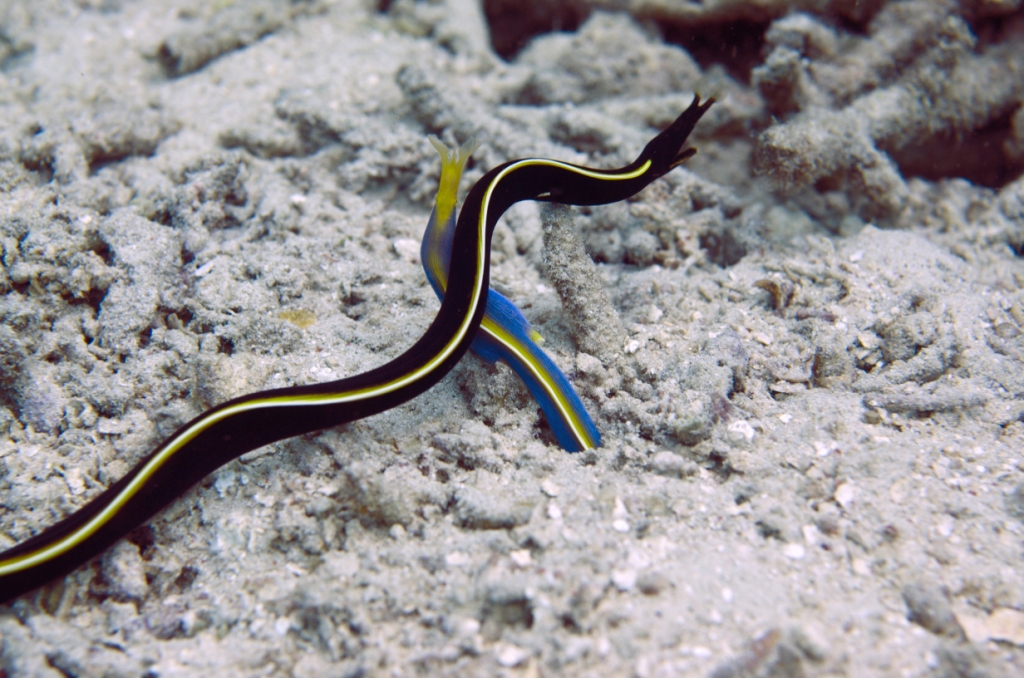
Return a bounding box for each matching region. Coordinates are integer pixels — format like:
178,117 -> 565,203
421,137 -> 600,452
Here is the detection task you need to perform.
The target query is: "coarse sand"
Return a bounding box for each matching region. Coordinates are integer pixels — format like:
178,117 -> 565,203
2,1 -> 1024,676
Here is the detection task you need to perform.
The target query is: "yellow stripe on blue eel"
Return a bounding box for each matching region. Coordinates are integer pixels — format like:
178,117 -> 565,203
422,135 -> 601,452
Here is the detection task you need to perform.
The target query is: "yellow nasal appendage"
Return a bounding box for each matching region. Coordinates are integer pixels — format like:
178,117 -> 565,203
428,135 -> 480,226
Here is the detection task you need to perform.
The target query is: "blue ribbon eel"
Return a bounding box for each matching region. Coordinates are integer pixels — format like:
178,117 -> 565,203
421,136 -> 601,452
0,95 -> 713,601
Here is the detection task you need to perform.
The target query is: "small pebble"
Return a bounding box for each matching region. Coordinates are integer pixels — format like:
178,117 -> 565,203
902,582 -> 965,640
324,552 -> 360,578
857,332 -> 880,349
541,479 -> 561,497
509,550 -> 532,567
495,644 -> 530,668
100,541 -> 149,603
727,420 -> 755,444
994,322 -> 1020,338
814,506 -> 838,529
637,571 -> 671,596
935,514 -> 955,538
985,608 -> 1024,645
783,543 -> 806,560
834,482 -> 856,509
651,451 -> 686,476
64,467 -> 86,496
392,238 -> 420,263
814,440 -> 837,457
445,551 -> 469,566
613,497 -> 629,519
612,569 -> 637,591
802,524 -> 823,545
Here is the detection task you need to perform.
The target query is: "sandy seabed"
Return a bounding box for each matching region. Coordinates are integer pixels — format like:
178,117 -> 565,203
2,1 -> 1024,676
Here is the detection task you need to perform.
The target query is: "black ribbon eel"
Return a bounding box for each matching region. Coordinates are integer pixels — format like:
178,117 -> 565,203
0,95 -> 712,604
